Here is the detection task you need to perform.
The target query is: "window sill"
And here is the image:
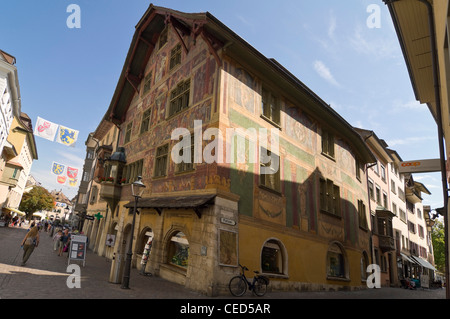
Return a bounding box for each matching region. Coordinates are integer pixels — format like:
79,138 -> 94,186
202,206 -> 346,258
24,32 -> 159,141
261,272 -> 289,280
259,184 -> 282,196
320,209 -> 342,220
321,152 -> 336,162
260,115 -> 281,130
175,167 -> 196,176
326,276 -> 350,282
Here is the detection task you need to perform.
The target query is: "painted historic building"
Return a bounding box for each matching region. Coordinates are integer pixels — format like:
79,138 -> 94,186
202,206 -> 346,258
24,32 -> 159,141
84,5 -> 377,296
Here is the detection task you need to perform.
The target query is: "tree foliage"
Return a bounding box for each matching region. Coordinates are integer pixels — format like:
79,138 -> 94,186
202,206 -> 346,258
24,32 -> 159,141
19,186 -> 54,220
431,219 -> 446,273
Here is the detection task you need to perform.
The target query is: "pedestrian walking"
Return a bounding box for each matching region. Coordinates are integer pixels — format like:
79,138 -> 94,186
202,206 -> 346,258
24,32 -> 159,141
53,229 -> 62,251
20,226 -> 40,266
58,228 -> 71,256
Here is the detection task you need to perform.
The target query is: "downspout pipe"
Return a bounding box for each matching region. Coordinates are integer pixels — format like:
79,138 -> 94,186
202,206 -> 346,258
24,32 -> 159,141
385,0 -> 449,298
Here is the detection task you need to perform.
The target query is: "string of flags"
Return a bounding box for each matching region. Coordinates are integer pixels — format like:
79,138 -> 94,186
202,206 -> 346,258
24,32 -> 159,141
51,161 -> 79,187
34,116 -> 79,147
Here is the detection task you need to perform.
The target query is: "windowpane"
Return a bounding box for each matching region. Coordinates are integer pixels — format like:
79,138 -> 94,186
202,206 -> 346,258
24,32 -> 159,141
168,232 -> 189,268
261,240 -> 283,274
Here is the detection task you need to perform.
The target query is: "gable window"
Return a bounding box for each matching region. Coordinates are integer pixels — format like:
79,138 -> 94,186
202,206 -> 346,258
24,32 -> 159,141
169,79 -> 190,117
159,27 -> 168,49
321,129 -> 335,158
261,88 -> 280,125
143,72 -> 152,95
320,178 -> 341,217
140,109 -> 151,134
169,43 -> 182,70
154,144 -> 168,178
124,122 -> 133,144
260,148 -> 280,192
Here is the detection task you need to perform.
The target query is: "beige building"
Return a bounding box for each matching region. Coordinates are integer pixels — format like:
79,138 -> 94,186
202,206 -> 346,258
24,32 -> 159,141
0,113 -> 38,214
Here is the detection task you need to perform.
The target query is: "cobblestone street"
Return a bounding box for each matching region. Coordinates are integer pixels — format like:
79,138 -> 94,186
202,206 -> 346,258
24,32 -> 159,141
0,226 -> 445,301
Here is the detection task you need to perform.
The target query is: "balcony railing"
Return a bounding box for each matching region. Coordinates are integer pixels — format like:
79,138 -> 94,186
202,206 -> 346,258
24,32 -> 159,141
378,234 -> 395,253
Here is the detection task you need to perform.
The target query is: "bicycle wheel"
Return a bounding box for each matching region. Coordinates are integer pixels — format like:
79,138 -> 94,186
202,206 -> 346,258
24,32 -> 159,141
252,277 -> 268,297
229,276 -> 247,297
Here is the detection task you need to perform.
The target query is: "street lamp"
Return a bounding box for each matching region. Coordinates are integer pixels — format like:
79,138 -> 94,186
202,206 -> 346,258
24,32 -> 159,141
121,176 -> 146,289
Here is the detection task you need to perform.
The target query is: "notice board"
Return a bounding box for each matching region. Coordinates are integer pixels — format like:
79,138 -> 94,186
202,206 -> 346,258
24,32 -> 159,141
68,235 -> 87,266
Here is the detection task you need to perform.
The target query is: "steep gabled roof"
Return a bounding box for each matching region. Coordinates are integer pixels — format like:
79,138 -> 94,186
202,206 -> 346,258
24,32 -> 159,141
96,4 -> 375,164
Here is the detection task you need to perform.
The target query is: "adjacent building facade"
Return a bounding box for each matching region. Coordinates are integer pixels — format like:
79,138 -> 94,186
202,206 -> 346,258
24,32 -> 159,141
384,0 -> 450,295
0,112 -> 38,213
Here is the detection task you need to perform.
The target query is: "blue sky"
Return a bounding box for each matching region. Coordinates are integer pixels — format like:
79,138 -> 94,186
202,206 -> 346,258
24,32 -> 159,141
0,1 -> 442,209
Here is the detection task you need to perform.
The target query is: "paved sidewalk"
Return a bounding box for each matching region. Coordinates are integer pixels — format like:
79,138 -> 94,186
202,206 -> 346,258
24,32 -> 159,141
0,226 -> 446,300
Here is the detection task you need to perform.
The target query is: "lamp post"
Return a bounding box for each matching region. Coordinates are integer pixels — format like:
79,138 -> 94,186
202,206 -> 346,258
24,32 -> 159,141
121,176 -> 146,289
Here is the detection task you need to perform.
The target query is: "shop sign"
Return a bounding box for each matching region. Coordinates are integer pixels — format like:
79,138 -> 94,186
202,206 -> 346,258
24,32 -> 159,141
398,159 -> 441,174
220,217 -> 236,226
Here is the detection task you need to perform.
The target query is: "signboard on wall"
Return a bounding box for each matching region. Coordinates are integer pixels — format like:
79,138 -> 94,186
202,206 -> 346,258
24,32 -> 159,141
398,159 -> 441,174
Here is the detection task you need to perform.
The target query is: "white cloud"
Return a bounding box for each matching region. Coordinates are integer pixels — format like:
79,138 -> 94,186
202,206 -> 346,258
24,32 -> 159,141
55,149 -> 85,169
328,11 -> 337,40
348,24 -> 398,60
313,60 -> 340,87
389,99 -> 428,114
387,136 -> 436,147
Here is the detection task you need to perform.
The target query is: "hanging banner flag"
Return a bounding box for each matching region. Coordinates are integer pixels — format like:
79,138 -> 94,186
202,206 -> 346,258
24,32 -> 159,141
57,175 -> 67,185
56,125 -> 79,147
34,117 -> 58,142
67,166 -> 79,179
68,178 -> 78,187
51,162 -> 66,176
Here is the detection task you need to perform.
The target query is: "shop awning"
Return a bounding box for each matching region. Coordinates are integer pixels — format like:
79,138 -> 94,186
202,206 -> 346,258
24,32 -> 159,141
5,207 -> 26,216
400,253 -> 418,265
411,256 -> 437,271
124,194 -> 217,219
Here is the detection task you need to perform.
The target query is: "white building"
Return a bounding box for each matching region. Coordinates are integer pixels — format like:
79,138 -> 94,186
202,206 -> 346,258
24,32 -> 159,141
0,49 -> 20,156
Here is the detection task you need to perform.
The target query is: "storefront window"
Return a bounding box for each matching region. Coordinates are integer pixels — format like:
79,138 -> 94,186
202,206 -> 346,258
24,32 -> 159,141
361,251 -> 369,281
168,231 -> 189,269
261,240 -> 283,274
327,243 -> 346,279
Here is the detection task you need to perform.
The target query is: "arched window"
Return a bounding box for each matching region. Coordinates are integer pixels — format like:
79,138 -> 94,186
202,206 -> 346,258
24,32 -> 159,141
167,231 -> 189,269
261,239 -> 286,275
361,251 -> 369,281
326,242 -> 347,279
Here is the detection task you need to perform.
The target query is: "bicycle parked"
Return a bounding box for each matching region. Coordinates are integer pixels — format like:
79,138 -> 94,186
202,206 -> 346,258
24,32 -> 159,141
229,264 -> 269,297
